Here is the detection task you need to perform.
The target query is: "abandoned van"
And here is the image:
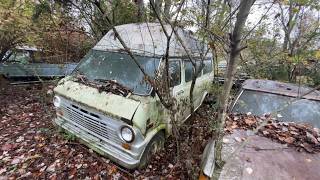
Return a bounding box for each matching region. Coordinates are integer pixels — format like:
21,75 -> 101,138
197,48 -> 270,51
53,23 -> 214,169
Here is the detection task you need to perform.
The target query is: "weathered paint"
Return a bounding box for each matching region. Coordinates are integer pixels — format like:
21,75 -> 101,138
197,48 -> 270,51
54,79 -> 141,120
131,102 -> 149,134
52,22 -> 214,169
93,23 -> 212,58
55,117 -> 141,169
129,94 -> 167,135
54,76 -> 168,136
0,63 -> 77,77
242,79 -> 320,101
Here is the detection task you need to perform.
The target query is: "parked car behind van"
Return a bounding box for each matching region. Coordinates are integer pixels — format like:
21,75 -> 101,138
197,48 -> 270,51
0,46 -> 77,79
53,23 -> 214,169
232,79 -> 320,128
199,79 -> 320,179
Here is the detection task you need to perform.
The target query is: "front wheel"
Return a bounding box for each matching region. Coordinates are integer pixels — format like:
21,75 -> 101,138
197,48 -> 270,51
138,131 -> 165,169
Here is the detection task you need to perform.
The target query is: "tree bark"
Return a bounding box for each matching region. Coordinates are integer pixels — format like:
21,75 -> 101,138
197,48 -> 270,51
150,0 -> 163,20
163,0 -> 171,18
93,0 -> 173,109
155,0 -> 163,15
135,0 -> 144,21
212,0 -> 256,178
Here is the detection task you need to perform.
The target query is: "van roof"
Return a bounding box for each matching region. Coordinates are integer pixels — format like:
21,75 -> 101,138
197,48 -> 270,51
242,79 -> 320,101
93,23 -> 212,58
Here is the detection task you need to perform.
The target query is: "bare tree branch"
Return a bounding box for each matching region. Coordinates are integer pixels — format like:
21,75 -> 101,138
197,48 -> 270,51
92,0 -> 173,108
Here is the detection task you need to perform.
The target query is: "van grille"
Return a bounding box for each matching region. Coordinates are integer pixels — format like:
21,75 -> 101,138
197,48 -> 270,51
61,105 -> 123,145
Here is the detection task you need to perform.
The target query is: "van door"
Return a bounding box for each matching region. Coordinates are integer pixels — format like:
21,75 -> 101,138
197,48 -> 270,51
184,59 -> 212,112
170,60 -> 189,121
184,60 -> 205,111
193,59 -> 213,108
172,60 -> 197,121
171,59 -> 211,122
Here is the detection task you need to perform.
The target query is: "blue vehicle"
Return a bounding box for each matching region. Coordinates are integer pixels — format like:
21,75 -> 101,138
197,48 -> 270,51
0,46 -> 77,79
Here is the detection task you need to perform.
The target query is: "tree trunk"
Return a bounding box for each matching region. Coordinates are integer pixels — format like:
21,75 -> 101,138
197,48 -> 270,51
150,0 -> 163,20
163,0 -> 171,18
155,0 -> 163,15
135,0 -> 144,21
212,0 -> 256,178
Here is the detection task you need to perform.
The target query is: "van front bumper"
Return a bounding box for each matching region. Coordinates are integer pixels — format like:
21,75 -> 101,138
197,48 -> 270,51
55,116 -> 143,169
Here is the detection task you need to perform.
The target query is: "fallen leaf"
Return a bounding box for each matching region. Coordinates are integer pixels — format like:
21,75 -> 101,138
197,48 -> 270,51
76,164 -> 82,169
108,165 -> 117,175
16,136 -> 24,143
277,114 -> 283,118
46,163 -> 56,172
245,167 -> 253,175
244,118 -> 256,126
305,158 -> 312,163
1,144 -> 16,151
223,138 -> 230,143
234,136 -> 242,142
11,158 -> 21,165
284,137 -> 295,144
262,130 -> 269,136
306,132 -> 318,144
0,168 -> 6,175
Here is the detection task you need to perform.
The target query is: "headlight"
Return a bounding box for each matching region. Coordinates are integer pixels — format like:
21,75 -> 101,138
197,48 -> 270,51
120,126 -> 135,143
53,96 -> 61,107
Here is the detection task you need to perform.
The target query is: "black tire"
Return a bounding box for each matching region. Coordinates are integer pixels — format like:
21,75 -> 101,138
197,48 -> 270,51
138,131 -> 165,169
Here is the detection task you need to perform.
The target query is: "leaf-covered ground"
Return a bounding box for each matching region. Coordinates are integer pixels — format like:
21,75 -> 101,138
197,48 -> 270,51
0,83 -> 214,179
1,83 -> 319,179
226,114 -> 320,153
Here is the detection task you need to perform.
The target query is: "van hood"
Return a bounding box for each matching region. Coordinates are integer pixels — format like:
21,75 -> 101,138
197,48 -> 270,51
54,80 -> 140,120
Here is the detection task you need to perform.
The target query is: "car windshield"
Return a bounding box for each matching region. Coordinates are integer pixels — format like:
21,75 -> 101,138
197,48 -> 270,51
7,51 -> 31,63
74,50 -> 160,95
232,90 -> 320,128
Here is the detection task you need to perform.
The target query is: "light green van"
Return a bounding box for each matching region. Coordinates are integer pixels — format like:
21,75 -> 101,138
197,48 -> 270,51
53,23 -> 214,169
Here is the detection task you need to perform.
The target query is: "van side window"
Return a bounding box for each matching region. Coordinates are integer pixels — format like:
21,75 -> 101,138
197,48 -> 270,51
203,59 -> 212,74
169,61 -> 181,87
185,61 -> 204,82
185,61 -> 193,82
196,61 -> 203,77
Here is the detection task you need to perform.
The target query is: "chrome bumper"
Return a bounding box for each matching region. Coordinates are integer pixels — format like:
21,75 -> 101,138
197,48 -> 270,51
55,117 -> 142,168
53,98 -> 148,169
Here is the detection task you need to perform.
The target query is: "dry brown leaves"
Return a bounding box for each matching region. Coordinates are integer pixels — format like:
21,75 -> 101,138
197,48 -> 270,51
75,74 -> 132,97
226,114 -> 320,153
0,84 -> 214,179
0,84 -> 131,179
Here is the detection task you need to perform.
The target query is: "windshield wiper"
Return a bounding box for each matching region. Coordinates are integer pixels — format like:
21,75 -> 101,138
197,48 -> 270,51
93,78 -> 111,83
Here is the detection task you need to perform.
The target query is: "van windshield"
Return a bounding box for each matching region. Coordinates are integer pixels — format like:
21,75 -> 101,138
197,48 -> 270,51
74,50 -> 160,95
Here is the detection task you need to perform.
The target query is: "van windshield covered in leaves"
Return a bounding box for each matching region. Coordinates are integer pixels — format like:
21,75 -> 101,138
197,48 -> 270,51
74,50 -> 160,95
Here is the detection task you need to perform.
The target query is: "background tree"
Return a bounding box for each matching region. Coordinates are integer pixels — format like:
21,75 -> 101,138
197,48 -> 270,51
32,1 -> 93,63
0,0 -> 35,61
276,0 -> 320,83
212,0 -> 256,178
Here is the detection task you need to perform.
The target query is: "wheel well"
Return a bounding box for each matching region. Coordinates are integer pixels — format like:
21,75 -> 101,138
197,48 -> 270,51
158,129 -> 166,138
140,128 -> 165,158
